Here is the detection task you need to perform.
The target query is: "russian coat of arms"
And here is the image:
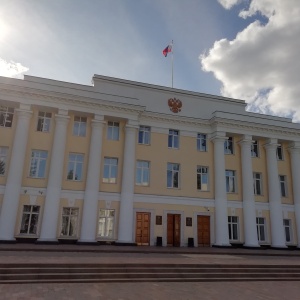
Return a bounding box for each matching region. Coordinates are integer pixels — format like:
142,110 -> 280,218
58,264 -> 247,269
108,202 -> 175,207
168,98 -> 182,113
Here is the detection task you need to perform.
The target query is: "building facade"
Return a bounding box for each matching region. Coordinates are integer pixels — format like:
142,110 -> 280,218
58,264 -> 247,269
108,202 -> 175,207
0,74 -> 300,248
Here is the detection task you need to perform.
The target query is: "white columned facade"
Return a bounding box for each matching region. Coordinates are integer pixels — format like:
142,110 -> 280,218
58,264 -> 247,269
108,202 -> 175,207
239,135 -> 259,247
288,142 -> 300,248
0,108 -> 32,240
117,122 -> 138,244
211,133 -> 230,246
38,112 -> 70,242
79,117 -> 105,243
264,139 -> 286,248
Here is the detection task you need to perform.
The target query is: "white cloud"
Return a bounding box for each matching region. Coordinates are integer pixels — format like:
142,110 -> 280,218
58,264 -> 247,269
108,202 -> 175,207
0,58 -> 29,78
218,0 -> 241,10
201,0 -> 300,122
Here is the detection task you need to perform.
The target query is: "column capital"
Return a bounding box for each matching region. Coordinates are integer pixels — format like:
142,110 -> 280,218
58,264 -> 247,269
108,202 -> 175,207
15,108 -> 33,120
210,132 -> 227,143
264,138 -> 279,150
288,141 -> 300,153
91,119 -> 106,129
238,135 -> 253,146
54,114 -> 70,124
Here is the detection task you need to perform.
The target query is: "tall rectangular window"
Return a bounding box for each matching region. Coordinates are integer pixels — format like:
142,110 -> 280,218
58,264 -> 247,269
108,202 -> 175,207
136,160 -> 150,186
197,133 -> 207,151
251,140 -> 259,157
279,175 -> 287,197
60,207 -> 79,237
0,106 -> 14,128
228,216 -> 239,241
20,205 -> 40,235
103,157 -> 118,183
283,219 -> 292,243
73,116 -> 87,137
256,217 -> 266,242
168,129 -> 179,149
107,121 -> 119,140
37,111 -> 51,132
0,147 -> 8,176
225,170 -> 236,193
277,144 -> 283,160
67,153 -> 84,181
29,150 -> 48,178
98,209 -> 115,238
167,163 -> 180,188
253,172 -> 262,195
197,166 -> 208,191
224,137 -> 233,154
138,126 -> 150,145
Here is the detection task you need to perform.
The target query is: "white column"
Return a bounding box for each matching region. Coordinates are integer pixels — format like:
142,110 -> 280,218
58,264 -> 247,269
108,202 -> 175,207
211,133 -> 230,246
239,135 -> 259,247
264,139 -> 286,248
38,113 -> 69,242
117,123 -> 137,244
0,108 -> 32,240
79,117 -> 105,243
288,142 -> 300,248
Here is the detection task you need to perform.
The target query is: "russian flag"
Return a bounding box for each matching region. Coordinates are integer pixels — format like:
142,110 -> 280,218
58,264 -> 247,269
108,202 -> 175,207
162,44 -> 172,57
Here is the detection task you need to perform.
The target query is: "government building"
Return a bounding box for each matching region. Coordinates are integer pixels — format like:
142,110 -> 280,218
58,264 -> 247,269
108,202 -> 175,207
0,74 -> 300,248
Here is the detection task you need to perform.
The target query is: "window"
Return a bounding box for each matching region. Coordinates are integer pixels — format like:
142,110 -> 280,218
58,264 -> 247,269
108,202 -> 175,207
136,160 -> 150,186
224,137 -> 233,154
251,140 -> 259,157
138,126 -> 150,145
225,170 -> 236,193
283,219 -> 292,243
107,121 -> 119,140
197,133 -> 207,151
0,147 -> 8,176
277,144 -> 283,160
0,106 -> 14,128
197,166 -> 208,191
20,205 -> 40,235
256,217 -> 266,242
167,163 -> 180,188
253,173 -> 262,195
29,150 -> 48,178
168,129 -> 179,149
60,208 -> 79,237
103,157 -> 118,183
37,111 -> 51,132
228,216 -> 239,241
67,153 -> 84,181
279,175 -> 287,197
73,116 -> 87,137
98,209 -> 115,238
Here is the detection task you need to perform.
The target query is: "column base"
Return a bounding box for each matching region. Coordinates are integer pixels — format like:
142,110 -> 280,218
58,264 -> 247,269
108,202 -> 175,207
36,238 -> 59,245
271,245 -> 288,249
243,243 -> 261,249
77,240 -> 98,245
212,244 -> 232,248
0,239 -> 17,244
115,241 -> 137,246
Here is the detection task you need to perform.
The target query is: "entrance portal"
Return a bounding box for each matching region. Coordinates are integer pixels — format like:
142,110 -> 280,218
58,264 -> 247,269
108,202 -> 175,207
197,215 -> 210,246
135,212 -> 150,245
167,214 -> 181,247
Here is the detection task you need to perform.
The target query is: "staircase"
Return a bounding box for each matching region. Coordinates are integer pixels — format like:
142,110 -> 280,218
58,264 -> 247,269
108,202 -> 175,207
1,263 -> 300,283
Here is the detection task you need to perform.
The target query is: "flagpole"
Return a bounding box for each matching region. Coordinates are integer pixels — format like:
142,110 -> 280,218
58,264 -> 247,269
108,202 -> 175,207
171,40 -> 174,88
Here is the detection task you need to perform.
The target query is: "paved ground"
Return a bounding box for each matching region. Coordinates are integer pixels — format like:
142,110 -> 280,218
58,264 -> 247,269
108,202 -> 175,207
0,244 -> 300,299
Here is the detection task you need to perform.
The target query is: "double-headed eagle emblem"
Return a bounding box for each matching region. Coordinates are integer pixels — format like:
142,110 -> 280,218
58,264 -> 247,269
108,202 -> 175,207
168,98 -> 182,113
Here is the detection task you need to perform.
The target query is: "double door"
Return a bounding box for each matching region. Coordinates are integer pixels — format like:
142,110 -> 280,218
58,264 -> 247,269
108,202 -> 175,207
136,212 -> 150,245
167,214 -> 181,247
197,215 -> 210,246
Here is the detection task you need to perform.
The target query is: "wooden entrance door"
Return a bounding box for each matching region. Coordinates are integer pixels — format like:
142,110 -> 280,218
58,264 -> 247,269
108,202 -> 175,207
167,214 -> 181,247
136,212 -> 150,245
197,215 -> 210,246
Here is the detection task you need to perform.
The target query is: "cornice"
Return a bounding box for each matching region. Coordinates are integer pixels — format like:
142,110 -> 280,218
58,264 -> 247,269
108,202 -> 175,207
0,84 -> 146,116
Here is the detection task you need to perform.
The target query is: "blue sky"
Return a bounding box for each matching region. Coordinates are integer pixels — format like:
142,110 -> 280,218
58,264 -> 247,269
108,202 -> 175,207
1,0 -> 300,121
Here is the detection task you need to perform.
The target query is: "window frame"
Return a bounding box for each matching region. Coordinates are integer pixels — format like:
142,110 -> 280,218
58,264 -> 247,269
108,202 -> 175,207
225,170 -> 236,193
97,209 -> 115,239
29,150 -> 48,179
279,175 -> 287,197
136,160 -> 150,186
224,137 -> 234,154
19,205 -> 40,235
256,217 -> 267,242
276,144 -> 284,160
0,106 -> 14,128
228,216 -> 239,241
197,133 -> 207,152
73,116 -> 87,137
283,219 -> 293,243
107,121 -> 120,141
138,125 -> 151,145
167,162 -> 180,188
168,129 -> 179,149
67,153 -> 84,181
103,157 -> 118,183
60,207 -> 79,238
253,172 -> 262,195
197,166 -> 209,191
37,111 -> 52,132
251,140 -> 259,158
0,146 -> 8,176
